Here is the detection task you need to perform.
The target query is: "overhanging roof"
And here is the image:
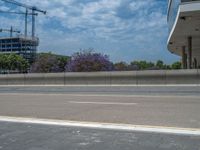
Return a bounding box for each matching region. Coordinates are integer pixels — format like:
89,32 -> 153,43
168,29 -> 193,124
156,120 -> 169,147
168,2 -> 200,56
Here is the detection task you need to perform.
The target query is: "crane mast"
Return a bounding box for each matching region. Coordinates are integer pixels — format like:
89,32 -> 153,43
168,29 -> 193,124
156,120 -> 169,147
0,0 -> 46,38
0,9 -> 38,37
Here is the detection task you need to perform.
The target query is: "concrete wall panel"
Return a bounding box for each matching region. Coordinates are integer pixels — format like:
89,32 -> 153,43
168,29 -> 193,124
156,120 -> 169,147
44,73 -> 65,85
64,72 -> 88,85
110,71 -> 137,85
197,69 -> 200,85
166,69 -> 198,84
84,72 -> 110,85
6,74 -> 25,85
136,70 -> 166,85
0,74 -> 8,85
24,73 -> 45,85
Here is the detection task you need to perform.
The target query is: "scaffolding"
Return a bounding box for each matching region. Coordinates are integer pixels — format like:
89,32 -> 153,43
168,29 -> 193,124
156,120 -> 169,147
0,36 -> 39,63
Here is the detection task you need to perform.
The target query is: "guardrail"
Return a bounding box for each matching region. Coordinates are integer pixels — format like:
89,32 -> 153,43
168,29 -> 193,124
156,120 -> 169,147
0,70 -> 199,85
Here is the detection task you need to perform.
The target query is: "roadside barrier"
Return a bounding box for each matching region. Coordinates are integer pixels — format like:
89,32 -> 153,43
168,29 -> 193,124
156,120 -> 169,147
0,69 -> 199,85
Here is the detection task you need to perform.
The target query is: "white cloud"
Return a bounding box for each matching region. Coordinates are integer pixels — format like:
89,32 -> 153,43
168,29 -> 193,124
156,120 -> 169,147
0,5 -> 10,11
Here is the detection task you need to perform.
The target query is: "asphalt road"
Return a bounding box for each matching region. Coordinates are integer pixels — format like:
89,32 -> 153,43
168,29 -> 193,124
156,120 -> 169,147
0,85 -> 200,149
0,85 -> 200,128
0,85 -> 200,96
0,121 -> 200,150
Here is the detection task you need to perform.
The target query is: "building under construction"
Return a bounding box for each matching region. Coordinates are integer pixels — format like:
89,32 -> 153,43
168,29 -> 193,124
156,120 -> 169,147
0,36 -> 39,63
0,0 -> 46,63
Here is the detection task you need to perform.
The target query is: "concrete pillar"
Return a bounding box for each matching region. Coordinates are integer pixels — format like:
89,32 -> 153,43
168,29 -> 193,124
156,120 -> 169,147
188,36 -> 192,69
181,46 -> 187,69
185,54 -> 188,69
194,58 -> 197,69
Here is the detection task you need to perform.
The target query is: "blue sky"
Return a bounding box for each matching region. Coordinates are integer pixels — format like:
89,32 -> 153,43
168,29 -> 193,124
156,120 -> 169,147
0,0 -> 180,64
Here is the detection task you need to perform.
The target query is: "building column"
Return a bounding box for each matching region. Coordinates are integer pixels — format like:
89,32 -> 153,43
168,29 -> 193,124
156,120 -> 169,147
181,46 -> 187,69
194,58 -> 197,69
185,54 -> 188,69
188,36 -> 192,69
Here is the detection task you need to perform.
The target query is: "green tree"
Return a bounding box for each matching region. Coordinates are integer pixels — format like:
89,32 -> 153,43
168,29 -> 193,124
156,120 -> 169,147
156,60 -> 164,69
171,61 -> 182,70
0,54 -> 29,73
57,55 -> 69,71
131,61 -> 155,70
114,62 -> 128,71
0,54 -> 8,70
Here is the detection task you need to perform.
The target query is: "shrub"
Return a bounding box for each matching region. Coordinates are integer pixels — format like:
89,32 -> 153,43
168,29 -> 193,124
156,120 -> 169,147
30,52 -> 69,73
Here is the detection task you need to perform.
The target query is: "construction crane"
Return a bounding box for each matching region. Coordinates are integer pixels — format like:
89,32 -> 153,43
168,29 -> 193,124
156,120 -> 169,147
0,10 -> 37,15
0,0 -> 46,38
0,26 -> 20,37
0,9 -> 38,37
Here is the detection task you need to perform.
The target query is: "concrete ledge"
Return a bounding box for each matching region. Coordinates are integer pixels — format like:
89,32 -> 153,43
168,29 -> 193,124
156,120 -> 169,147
7,74 -> 25,85
110,71 -> 137,85
198,69 -> 200,85
136,70 -> 166,85
45,73 -> 65,85
166,70 -> 199,85
24,73 -> 45,85
0,70 -> 199,85
0,74 -> 8,85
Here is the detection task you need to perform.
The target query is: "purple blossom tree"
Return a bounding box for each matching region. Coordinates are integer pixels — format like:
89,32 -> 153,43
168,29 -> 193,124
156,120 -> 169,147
66,51 -> 113,72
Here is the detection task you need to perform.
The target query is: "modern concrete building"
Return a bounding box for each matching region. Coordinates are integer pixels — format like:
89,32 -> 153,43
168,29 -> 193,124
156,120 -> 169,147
167,0 -> 200,69
0,36 -> 39,63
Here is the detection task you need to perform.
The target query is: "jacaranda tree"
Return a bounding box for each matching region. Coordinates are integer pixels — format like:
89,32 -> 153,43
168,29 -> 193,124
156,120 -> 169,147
66,50 -> 113,72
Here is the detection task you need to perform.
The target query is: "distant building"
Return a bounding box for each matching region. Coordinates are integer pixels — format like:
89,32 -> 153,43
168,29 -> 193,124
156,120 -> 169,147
167,0 -> 200,69
0,36 -> 39,63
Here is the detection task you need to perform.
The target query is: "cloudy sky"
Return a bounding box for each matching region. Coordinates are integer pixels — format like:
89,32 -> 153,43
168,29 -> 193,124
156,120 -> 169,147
0,0 -> 179,64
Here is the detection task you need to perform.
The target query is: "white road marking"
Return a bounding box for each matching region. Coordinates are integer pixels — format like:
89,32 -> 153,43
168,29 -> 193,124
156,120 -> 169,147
68,101 -> 138,106
0,84 -> 199,87
0,116 -> 200,136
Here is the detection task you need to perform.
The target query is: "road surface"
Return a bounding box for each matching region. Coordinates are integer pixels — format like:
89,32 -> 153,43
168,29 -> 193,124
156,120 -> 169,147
0,85 -> 200,128
0,85 -> 199,149
0,121 -> 200,150
0,85 -> 200,96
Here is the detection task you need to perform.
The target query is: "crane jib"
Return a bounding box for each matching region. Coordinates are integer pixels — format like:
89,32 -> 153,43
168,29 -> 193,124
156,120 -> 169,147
0,10 -> 38,16
0,0 -> 46,14
0,0 -> 46,38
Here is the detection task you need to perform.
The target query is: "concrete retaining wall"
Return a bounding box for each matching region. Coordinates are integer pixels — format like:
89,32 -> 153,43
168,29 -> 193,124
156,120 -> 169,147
0,69 -> 199,85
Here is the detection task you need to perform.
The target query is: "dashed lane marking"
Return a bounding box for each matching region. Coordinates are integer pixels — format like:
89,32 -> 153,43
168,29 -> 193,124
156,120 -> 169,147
68,101 -> 138,105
